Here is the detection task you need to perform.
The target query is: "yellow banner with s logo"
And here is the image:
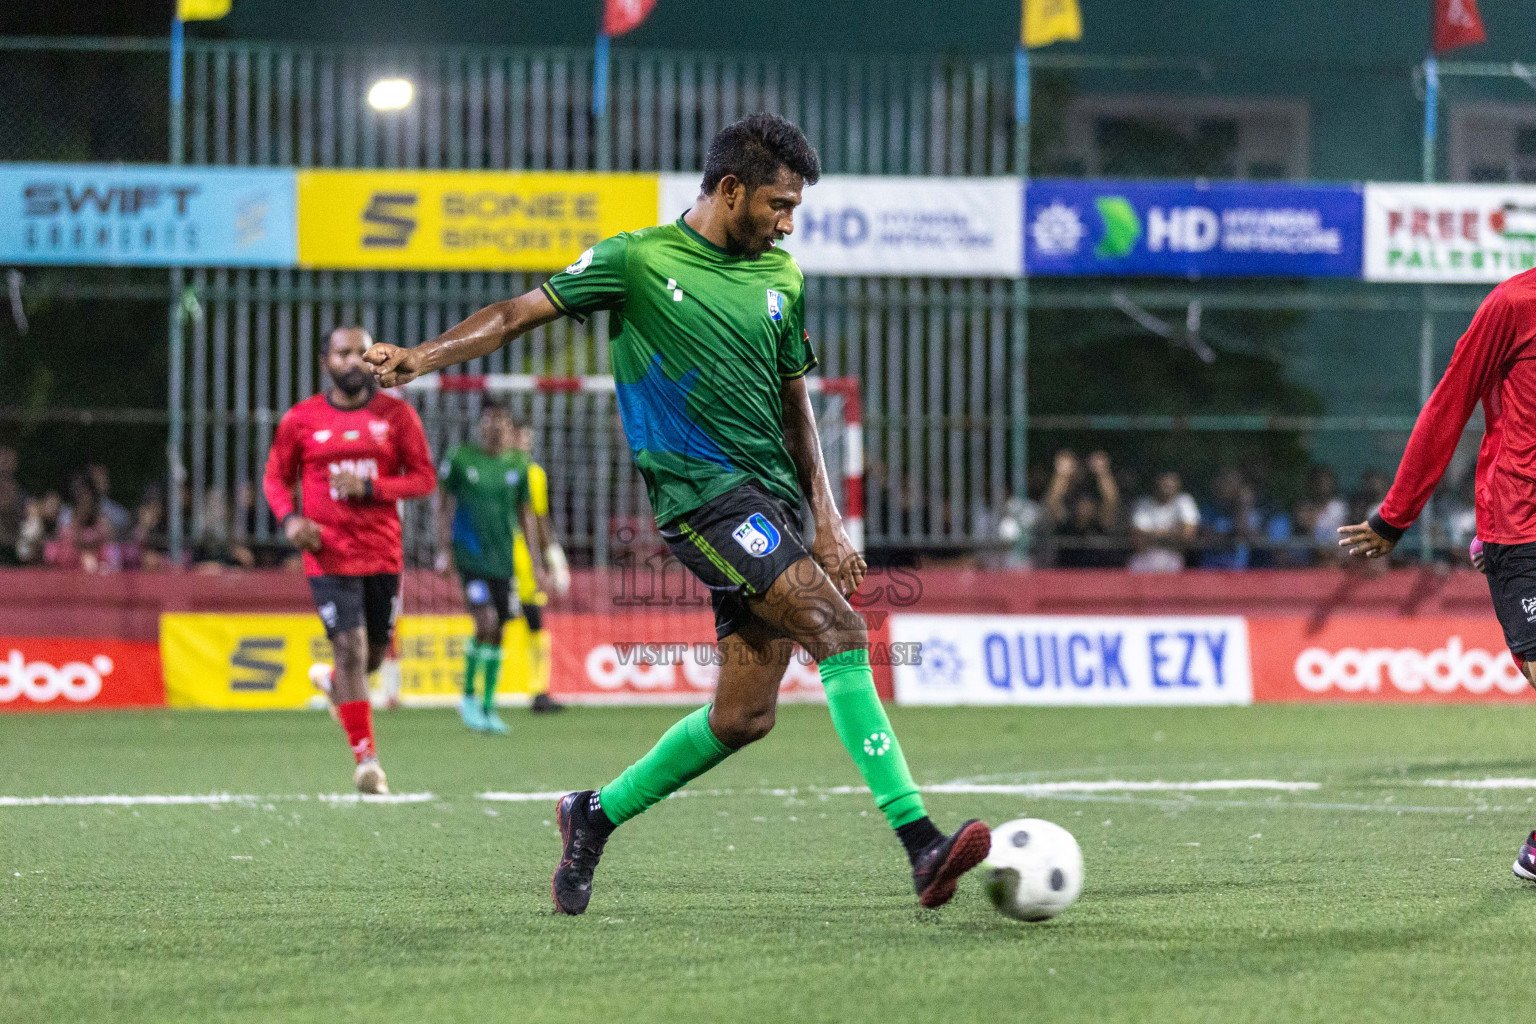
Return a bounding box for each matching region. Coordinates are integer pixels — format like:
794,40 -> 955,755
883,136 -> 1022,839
160,613 -> 536,709
297,170 -> 660,271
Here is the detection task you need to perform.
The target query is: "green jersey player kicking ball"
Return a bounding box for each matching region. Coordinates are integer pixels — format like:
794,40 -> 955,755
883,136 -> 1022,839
365,113 -> 990,915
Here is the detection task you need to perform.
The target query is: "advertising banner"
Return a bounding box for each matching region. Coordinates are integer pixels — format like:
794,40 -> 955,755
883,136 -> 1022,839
1024,179 -> 1364,278
1363,183 -> 1536,283
890,614 -> 1252,706
1248,617 -> 1534,702
549,612 -> 830,704
0,163 -> 296,266
0,637 -> 163,712
297,170 -> 659,270
659,173 -> 1023,277
160,613 -> 539,709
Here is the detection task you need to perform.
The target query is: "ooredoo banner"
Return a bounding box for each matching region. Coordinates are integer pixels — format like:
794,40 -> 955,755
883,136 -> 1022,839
0,163 -> 297,266
1364,183 -> 1536,283
549,612 -> 830,704
659,173 -> 1024,277
1248,617 -> 1534,702
0,636 -> 163,711
890,614 -> 1253,706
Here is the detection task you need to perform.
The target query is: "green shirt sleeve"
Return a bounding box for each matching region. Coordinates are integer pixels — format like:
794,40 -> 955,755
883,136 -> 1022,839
777,286 -> 818,380
541,233 -> 629,323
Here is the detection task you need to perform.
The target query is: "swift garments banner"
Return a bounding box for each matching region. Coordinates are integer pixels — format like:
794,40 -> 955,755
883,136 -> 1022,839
0,637 -> 163,711
1363,183 -> 1536,282
890,614 -> 1253,706
659,174 -> 1024,277
297,170 -> 659,270
0,164 -> 296,266
1247,617 -> 1535,702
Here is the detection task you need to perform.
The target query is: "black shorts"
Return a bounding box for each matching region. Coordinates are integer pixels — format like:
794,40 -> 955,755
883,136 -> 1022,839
660,482 -> 810,641
1483,541 -> 1536,661
460,574 -> 522,626
308,573 -> 400,645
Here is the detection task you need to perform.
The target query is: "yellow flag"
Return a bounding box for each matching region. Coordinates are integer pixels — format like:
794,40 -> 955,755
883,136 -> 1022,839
178,0 -> 231,21
1022,0 -> 1082,47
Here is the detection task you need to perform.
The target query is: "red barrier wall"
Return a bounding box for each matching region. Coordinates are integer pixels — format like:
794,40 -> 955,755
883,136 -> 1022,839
0,566 -> 1494,643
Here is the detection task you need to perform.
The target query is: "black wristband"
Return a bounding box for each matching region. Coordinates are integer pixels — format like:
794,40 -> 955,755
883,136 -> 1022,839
363,478 -> 375,501
1367,511 -> 1406,543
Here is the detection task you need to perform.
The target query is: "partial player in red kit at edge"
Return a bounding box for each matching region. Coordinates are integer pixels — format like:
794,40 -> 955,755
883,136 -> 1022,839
1336,266 -> 1536,881
263,327 -> 436,793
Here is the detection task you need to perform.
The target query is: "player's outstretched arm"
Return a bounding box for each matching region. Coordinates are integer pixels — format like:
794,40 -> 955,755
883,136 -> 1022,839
365,289 -> 564,387
781,375 -> 865,596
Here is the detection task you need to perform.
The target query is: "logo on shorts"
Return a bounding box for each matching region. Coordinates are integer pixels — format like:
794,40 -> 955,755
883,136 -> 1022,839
466,580 -> 490,605
317,602 -> 339,631
1523,596 -> 1536,622
731,513 -> 781,557
766,289 -> 784,322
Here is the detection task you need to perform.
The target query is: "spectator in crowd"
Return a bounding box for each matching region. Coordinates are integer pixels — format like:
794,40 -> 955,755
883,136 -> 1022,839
1045,449 -> 1123,568
1199,467 -> 1273,569
974,479 -> 1042,570
1129,471 -> 1199,573
87,463 -> 132,536
1348,469 -> 1391,525
122,486 -> 170,570
16,490 -> 60,565
48,473 -> 119,572
1307,466 -> 1349,543
0,446 -> 21,567
193,486 -> 256,571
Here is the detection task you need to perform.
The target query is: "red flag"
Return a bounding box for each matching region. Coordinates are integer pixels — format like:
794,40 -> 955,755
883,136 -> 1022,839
1433,0 -> 1486,52
604,0 -> 657,36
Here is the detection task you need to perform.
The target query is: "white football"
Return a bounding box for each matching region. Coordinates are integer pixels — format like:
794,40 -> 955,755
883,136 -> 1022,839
983,818 -> 1083,921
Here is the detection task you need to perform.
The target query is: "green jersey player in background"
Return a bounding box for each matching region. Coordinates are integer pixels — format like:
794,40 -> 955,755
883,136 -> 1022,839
436,399 -> 546,733
366,113 -> 990,915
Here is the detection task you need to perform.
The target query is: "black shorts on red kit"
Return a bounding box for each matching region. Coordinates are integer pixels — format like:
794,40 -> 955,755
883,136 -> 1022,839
308,573 -> 401,644
1481,541 -> 1536,663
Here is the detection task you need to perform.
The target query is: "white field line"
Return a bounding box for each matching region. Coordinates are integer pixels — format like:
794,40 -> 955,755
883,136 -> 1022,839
0,792 -> 436,807
922,780 -> 1321,794
1423,778 -> 1536,789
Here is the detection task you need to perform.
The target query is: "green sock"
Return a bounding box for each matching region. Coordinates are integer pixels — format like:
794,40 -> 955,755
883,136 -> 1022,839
480,643 -> 503,713
462,640 -> 483,700
820,648 -> 927,829
597,705 -> 733,826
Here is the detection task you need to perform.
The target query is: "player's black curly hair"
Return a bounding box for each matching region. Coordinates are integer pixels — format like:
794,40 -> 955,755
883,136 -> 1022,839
700,112 -> 821,194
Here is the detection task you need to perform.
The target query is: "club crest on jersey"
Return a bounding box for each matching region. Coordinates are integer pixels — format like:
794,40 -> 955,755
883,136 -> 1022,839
731,513 -> 781,557
505,470 -> 521,486
766,289 -> 784,322
343,429 -> 360,440
368,420 -> 389,442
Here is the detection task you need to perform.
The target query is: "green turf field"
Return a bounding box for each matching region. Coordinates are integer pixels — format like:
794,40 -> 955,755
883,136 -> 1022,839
5,703 -> 1536,1023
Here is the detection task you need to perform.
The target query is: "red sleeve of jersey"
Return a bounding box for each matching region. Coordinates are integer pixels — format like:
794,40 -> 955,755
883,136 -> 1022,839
1378,287 -> 1519,532
373,401 -> 437,502
263,412 -> 302,522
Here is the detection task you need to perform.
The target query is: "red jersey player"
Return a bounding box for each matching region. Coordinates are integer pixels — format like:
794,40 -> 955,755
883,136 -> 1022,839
1337,267 -> 1536,881
263,327 -> 435,794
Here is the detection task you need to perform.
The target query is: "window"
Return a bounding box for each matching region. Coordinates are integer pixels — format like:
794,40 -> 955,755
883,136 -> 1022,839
1042,96 -> 1309,180
1450,103 -> 1536,183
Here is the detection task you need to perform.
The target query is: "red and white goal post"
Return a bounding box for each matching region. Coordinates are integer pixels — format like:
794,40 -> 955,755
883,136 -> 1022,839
401,373 -> 865,568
